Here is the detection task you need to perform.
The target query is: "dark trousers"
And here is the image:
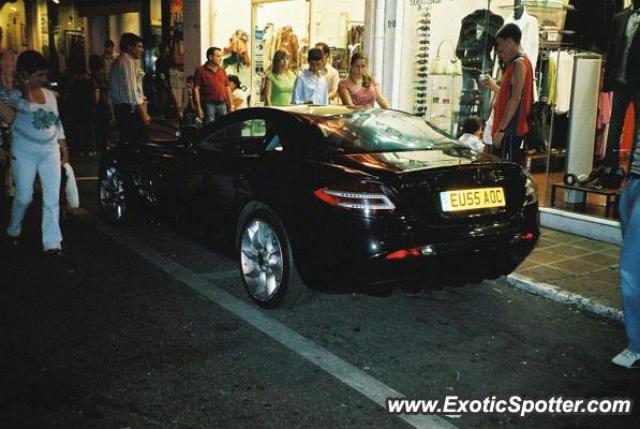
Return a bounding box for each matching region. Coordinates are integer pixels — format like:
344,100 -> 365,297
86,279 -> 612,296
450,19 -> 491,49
73,109 -> 95,155
604,89 -> 640,170
497,134 -> 525,166
114,104 -> 147,145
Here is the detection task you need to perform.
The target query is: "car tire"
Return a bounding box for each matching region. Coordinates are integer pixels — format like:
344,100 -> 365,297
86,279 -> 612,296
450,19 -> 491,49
98,158 -> 128,225
236,202 -> 316,309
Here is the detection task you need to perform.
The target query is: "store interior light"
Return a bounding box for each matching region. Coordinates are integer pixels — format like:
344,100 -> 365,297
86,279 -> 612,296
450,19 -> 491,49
52,0 -> 60,4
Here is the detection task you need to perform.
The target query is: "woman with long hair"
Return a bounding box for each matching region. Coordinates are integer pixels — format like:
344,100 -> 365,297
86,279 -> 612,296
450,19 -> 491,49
264,50 -> 296,106
338,53 -> 389,109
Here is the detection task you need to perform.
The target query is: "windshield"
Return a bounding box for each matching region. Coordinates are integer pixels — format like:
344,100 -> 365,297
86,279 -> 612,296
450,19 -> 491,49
316,109 -> 455,154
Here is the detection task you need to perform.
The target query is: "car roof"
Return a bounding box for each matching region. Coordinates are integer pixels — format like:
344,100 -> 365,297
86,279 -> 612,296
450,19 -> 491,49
265,105 -> 357,117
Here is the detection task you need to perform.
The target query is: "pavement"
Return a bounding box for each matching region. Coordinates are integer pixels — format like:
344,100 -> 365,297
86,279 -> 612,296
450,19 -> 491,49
508,228 -> 623,322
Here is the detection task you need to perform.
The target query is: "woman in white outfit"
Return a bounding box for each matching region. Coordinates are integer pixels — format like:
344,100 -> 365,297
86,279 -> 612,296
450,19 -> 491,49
6,51 -> 69,255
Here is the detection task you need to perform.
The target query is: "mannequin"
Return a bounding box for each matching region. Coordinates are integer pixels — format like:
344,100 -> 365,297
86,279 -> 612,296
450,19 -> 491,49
455,9 -> 504,124
601,0 -> 640,177
514,0 -> 525,20
505,0 -> 539,70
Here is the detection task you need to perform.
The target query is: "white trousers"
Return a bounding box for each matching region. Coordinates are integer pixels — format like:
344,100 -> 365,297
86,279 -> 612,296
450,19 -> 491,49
6,140 -> 62,250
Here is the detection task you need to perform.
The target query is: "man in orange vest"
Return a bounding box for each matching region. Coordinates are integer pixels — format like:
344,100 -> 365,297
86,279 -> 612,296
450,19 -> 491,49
481,23 -> 534,166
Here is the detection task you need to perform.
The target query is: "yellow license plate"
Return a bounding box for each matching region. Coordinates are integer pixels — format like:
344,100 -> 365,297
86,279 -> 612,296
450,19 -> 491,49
440,187 -> 506,212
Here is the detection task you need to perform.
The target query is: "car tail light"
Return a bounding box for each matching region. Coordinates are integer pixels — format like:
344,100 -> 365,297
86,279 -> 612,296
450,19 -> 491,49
313,182 -> 396,215
385,245 -> 436,260
386,247 -> 422,260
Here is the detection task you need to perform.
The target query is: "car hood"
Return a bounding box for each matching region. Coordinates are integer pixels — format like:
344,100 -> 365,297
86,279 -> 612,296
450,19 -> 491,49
331,147 -> 502,176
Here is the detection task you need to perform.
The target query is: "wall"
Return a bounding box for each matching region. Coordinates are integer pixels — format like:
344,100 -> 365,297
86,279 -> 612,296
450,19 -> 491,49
183,0 -> 204,80
213,0 -> 251,49
90,16 -> 107,56
313,0 -> 365,48
0,0 -> 26,52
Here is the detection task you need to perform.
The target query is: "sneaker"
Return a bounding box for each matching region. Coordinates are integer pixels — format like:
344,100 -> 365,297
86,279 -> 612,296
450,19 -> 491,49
3,234 -> 19,245
44,248 -> 63,257
612,349 -> 640,368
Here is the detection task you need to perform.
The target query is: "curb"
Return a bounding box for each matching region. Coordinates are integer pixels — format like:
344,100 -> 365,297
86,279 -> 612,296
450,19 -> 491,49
504,273 -> 623,323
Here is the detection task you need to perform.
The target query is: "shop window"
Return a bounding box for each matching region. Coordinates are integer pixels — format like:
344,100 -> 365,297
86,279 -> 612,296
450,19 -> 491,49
199,119 -> 268,155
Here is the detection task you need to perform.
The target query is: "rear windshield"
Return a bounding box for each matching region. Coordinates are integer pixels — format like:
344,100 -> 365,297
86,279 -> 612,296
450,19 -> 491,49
316,109 -> 454,154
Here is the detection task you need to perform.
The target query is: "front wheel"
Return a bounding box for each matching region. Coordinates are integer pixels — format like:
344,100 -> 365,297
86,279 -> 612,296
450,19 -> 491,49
237,202 -> 316,309
98,159 -> 128,224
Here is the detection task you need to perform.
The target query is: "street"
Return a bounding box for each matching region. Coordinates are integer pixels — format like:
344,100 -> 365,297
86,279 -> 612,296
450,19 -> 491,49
1,166 -> 639,429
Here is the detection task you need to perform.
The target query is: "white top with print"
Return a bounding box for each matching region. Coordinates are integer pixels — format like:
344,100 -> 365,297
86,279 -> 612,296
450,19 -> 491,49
10,88 -> 66,145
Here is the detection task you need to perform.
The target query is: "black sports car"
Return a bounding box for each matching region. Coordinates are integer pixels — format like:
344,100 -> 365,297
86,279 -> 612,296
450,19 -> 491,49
98,106 -> 539,308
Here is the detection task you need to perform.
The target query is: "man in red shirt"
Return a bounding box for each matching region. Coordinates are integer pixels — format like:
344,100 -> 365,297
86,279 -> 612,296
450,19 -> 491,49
482,24 -> 533,166
193,47 -> 234,124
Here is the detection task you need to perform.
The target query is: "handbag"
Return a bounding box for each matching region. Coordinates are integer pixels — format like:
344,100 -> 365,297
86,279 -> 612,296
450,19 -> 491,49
429,40 -> 462,76
62,163 -> 80,208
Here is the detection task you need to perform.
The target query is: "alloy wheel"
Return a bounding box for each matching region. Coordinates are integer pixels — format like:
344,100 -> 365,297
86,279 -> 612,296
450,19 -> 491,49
99,165 -> 127,223
240,219 -> 284,301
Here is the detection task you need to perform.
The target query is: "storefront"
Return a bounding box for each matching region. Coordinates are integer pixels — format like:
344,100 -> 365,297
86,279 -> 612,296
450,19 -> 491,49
183,0 -> 367,108
0,0 -> 28,52
394,0 -> 634,240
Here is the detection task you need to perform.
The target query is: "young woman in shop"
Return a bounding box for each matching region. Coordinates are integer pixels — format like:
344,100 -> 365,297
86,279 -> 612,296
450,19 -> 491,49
264,50 -> 296,106
338,53 -> 389,109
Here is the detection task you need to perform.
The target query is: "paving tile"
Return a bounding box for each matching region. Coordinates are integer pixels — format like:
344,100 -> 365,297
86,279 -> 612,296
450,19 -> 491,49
554,277 -> 616,297
518,266 -> 571,282
535,237 -> 557,249
549,258 -> 601,274
544,244 -> 594,257
597,293 -> 622,310
570,238 -> 618,252
541,230 -> 583,243
602,247 -> 622,258
515,259 -> 540,272
527,248 -> 568,264
572,252 -> 619,268
588,268 -> 620,285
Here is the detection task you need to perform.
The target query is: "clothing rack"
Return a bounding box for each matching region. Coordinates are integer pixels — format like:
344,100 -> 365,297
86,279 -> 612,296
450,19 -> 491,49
538,40 -> 575,179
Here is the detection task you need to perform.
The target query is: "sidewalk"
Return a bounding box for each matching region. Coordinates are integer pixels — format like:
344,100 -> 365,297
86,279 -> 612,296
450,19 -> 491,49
505,228 -> 623,321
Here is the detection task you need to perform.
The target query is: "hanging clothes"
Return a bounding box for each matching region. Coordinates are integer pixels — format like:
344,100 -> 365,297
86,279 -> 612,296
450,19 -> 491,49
455,9 -> 504,75
621,103 -> 636,153
348,25 -> 364,51
275,26 -> 300,71
596,91 -> 614,160
554,51 -> 574,114
263,24 -> 276,72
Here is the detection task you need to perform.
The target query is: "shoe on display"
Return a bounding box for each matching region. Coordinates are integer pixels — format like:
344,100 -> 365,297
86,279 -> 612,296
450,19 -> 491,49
612,348 -> 640,368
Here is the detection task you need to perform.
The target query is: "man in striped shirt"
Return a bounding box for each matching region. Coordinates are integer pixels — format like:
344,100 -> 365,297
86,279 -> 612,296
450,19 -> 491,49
109,33 -> 150,145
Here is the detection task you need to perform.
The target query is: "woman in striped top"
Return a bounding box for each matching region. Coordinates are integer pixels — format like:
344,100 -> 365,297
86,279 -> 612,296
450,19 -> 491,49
338,53 -> 389,109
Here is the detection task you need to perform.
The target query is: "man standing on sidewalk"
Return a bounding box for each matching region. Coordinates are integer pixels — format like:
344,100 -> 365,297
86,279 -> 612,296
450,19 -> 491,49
612,158 -> 640,368
481,24 -> 533,166
193,47 -> 234,125
110,33 -> 150,144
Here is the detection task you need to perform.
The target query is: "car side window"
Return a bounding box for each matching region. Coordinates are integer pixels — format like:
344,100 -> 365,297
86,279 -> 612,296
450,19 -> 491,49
198,119 -> 268,154
265,134 -> 283,152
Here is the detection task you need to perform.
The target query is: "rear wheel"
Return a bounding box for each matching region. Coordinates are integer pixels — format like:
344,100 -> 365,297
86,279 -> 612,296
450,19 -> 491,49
237,202 -> 316,309
98,159 -> 128,224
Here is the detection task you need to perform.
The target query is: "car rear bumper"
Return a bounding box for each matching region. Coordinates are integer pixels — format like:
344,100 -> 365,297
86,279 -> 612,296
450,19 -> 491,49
291,204 -> 539,286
